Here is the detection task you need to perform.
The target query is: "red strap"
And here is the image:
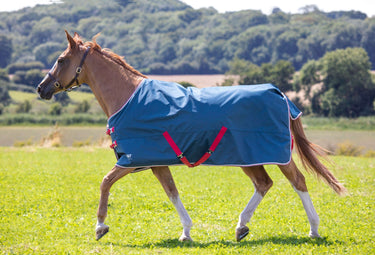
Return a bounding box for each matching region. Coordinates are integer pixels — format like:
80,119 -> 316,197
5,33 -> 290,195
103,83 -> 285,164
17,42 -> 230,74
192,152 -> 211,167
193,126 -> 227,167
208,126 -> 227,152
180,156 -> 194,168
163,131 -> 184,158
163,131 -> 193,167
163,126 -> 227,167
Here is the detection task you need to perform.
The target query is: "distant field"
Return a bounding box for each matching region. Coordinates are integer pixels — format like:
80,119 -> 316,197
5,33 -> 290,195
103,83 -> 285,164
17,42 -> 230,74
1,127 -> 374,153
0,148 -> 373,254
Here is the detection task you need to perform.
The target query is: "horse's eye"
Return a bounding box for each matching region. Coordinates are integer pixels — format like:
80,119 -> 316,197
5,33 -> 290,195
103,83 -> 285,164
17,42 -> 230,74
57,58 -> 65,64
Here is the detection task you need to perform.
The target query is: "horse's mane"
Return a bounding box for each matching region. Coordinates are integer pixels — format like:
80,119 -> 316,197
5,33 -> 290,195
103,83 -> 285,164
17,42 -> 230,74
75,33 -> 147,78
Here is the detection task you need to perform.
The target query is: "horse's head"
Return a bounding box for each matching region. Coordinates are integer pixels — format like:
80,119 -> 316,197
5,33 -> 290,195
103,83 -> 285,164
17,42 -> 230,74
37,31 -> 90,100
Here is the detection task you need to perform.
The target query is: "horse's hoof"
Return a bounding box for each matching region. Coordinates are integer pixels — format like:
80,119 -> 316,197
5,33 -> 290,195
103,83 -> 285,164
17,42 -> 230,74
96,224 -> 109,241
179,235 -> 193,242
309,232 -> 322,239
236,226 -> 249,242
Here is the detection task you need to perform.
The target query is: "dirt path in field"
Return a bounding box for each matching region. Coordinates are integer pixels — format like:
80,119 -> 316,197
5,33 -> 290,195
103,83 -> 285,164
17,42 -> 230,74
147,74 -> 239,88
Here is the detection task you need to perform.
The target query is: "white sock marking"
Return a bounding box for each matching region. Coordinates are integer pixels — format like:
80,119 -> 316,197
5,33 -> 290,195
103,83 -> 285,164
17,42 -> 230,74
293,186 -> 320,237
170,195 -> 192,237
237,191 -> 263,228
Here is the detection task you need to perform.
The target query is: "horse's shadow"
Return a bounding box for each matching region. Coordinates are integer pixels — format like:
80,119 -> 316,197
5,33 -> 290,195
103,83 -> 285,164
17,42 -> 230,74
107,235 -> 342,249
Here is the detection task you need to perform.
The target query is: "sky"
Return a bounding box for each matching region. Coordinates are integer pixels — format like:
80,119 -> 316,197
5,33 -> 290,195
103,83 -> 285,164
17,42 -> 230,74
0,0 -> 374,17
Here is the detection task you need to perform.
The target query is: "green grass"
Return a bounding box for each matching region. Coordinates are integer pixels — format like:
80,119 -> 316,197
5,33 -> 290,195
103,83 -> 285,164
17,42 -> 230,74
303,116 -> 375,131
9,90 -> 94,104
8,91 -> 37,103
68,90 -> 95,102
0,148 -> 374,254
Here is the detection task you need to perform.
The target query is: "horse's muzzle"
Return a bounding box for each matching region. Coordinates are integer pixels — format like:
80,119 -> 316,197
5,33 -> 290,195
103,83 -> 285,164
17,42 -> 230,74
37,74 -> 55,100
37,83 -> 54,100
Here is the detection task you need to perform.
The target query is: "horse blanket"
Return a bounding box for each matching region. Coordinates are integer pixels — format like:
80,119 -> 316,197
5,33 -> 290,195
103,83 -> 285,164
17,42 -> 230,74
107,79 -> 302,169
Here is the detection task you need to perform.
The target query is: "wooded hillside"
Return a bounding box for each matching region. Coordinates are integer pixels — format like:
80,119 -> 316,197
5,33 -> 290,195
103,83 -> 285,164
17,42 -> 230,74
0,0 -> 374,74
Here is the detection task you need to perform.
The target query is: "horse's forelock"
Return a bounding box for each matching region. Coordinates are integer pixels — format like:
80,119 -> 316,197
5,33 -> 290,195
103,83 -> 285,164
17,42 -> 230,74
82,33 -> 102,52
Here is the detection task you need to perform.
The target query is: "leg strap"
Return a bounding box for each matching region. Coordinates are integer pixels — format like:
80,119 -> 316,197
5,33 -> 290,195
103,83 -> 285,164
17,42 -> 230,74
163,126 -> 227,167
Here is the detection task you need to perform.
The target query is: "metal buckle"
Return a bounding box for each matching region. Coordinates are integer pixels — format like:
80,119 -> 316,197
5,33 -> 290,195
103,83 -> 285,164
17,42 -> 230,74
76,67 -> 82,74
177,153 -> 184,159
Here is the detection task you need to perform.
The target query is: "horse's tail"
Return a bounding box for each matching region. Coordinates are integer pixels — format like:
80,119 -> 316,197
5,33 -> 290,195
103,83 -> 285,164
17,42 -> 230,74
290,118 -> 347,195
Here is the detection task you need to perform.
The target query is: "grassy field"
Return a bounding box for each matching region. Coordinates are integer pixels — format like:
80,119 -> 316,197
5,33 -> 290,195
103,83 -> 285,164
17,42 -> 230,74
0,148 -> 374,254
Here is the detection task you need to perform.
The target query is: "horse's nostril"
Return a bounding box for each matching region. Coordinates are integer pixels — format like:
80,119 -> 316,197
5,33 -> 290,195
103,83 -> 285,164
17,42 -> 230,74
37,86 -> 41,93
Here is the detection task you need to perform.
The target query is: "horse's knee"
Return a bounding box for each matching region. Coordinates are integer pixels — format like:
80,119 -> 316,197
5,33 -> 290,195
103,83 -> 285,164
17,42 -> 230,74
242,166 -> 273,196
294,172 -> 307,191
265,178 -> 273,191
257,178 -> 273,196
152,167 -> 179,198
100,175 -> 113,193
279,162 -> 308,192
251,174 -> 273,196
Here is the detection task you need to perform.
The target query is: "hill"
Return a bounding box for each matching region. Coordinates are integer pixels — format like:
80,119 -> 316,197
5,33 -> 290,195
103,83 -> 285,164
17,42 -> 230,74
0,0 -> 374,75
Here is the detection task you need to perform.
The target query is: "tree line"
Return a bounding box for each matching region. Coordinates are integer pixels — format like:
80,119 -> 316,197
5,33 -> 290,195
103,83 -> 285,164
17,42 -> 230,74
1,0 -> 375,72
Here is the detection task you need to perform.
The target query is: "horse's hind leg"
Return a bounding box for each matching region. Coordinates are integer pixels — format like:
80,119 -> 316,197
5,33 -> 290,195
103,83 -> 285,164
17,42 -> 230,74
278,159 -> 321,238
236,165 -> 273,242
152,166 -> 193,242
96,166 -> 135,240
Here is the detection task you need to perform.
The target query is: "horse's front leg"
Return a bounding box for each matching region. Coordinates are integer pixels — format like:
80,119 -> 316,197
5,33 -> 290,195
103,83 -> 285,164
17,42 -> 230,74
152,166 -> 193,242
96,166 -> 135,240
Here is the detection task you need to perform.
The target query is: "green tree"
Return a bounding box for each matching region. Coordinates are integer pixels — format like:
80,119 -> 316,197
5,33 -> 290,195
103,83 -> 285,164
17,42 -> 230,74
34,42 -> 63,67
274,31 -> 300,68
0,83 -> 11,106
0,68 -> 11,107
75,100 -> 90,113
298,60 -> 322,97
25,69 -> 45,87
7,62 -> 44,74
13,69 -> 45,87
271,60 -> 295,91
299,60 -> 321,86
49,103 -> 63,115
30,17 -> 59,46
361,22 -> 375,69
227,58 -> 253,75
317,47 -> 375,117
16,100 -> 32,113
54,92 -> 71,107
0,69 -> 9,82
0,35 -> 12,68
230,58 -> 295,91
239,63 -> 263,85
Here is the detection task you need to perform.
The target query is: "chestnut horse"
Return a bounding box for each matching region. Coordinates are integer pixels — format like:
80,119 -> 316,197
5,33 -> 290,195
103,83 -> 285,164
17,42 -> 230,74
37,31 -> 346,242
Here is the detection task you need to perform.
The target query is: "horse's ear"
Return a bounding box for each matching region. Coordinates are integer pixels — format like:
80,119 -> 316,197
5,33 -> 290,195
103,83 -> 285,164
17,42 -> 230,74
73,32 -> 80,40
65,30 -> 76,49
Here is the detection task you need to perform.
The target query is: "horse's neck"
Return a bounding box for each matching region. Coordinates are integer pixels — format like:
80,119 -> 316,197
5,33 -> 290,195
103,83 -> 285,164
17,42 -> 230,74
84,52 -> 144,117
